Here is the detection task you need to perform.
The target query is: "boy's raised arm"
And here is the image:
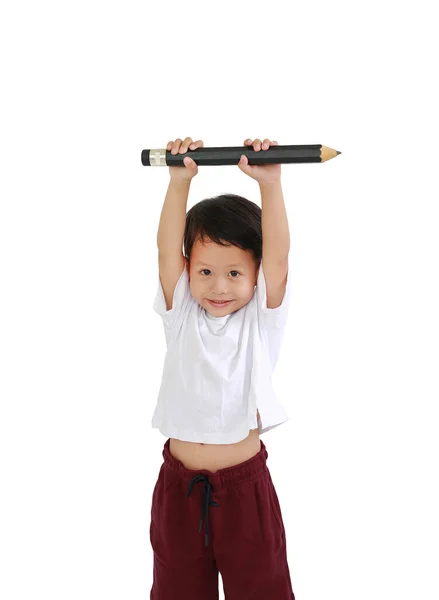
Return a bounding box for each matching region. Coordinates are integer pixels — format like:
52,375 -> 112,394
259,180 -> 290,264
157,178 -> 191,257
156,179 -> 190,312
157,136 -> 201,257
156,136 -> 201,312
259,180 -> 290,309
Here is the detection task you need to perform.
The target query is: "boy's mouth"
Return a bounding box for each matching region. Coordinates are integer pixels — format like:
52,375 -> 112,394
207,299 -> 233,307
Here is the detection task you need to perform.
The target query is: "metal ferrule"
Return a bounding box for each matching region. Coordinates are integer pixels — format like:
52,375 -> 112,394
149,148 -> 167,166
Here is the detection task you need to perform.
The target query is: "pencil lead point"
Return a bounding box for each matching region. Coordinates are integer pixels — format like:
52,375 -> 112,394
336,151 -> 342,155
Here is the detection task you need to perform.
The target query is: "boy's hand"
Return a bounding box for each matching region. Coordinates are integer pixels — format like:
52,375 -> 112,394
167,137 -> 204,183
238,138 -> 281,185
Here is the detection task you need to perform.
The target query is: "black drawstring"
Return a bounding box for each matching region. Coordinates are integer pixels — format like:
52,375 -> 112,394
187,474 -> 220,547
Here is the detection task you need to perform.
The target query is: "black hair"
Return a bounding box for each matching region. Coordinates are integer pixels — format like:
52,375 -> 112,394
183,193 -> 262,267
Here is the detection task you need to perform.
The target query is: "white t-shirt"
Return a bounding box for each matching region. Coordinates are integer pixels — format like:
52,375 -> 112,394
152,261 -> 291,444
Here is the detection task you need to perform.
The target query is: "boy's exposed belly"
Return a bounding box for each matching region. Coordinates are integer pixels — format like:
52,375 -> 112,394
169,410 -> 261,473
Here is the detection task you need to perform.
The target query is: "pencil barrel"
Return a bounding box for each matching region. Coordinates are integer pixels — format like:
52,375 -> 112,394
141,144 -> 324,166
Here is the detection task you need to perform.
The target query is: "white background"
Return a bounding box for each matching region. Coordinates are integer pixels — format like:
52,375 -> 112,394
1,1 -> 438,599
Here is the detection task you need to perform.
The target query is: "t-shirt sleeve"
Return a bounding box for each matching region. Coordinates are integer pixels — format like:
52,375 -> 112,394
152,265 -> 194,344
256,261 -> 291,368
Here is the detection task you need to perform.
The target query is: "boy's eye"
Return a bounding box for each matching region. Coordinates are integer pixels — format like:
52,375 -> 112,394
200,269 -> 240,278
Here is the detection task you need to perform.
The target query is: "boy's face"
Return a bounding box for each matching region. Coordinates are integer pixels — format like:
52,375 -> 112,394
186,238 -> 259,316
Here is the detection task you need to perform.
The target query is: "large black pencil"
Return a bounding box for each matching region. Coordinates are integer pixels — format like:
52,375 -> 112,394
141,144 -> 341,167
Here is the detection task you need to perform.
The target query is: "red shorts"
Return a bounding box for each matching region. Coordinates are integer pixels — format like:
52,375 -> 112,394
150,438 -> 296,600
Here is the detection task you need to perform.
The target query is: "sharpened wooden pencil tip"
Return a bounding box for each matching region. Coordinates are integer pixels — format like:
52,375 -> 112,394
321,146 -> 341,162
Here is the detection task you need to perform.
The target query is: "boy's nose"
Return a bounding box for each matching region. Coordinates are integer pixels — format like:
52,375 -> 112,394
212,285 -> 230,295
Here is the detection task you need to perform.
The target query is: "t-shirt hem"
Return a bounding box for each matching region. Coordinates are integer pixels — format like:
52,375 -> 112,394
152,424 -> 258,445
152,417 -> 289,444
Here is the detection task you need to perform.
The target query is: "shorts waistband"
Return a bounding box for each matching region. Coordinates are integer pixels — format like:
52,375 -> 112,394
162,438 -> 269,490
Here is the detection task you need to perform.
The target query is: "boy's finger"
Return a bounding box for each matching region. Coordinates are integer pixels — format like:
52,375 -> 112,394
180,137 -> 193,153
171,140 -> 181,154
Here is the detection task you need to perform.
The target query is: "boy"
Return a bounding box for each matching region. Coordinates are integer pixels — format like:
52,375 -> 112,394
150,136 -> 295,599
